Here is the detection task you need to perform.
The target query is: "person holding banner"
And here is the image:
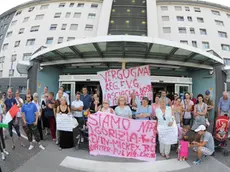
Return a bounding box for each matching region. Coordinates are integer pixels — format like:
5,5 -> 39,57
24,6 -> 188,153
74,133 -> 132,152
115,96 -> 132,118
57,97 -> 72,150
100,100 -> 115,114
156,99 -> 174,159
135,97 -> 152,120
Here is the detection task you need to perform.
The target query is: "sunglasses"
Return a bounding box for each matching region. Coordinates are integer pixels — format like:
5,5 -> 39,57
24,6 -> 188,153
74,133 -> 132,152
163,114 -> 166,120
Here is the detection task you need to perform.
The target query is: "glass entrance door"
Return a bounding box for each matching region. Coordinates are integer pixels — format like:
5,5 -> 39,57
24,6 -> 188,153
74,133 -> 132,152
175,84 -> 192,96
60,82 -> 75,103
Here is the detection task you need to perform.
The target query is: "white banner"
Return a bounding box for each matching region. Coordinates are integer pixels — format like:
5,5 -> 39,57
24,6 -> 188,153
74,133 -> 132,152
157,124 -> 178,145
97,65 -> 153,106
56,113 -> 73,132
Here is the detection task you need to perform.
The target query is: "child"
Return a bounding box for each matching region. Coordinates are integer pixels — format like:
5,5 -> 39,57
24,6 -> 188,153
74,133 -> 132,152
217,122 -> 227,140
178,136 -> 189,161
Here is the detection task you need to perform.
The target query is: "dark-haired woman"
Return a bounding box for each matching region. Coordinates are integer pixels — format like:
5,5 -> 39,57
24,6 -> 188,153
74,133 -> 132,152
192,94 -> 207,131
182,92 -> 194,126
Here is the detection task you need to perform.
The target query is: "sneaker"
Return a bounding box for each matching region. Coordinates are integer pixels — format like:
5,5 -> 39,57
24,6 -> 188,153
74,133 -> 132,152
201,155 -> 207,160
39,144 -> 45,150
55,140 -> 59,145
3,149 -> 9,155
21,143 -> 26,147
81,137 -> 84,142
1,153 -> 5,161
12,145 -> 15,149
193,159 -> 202,165
28,145 -> 34,150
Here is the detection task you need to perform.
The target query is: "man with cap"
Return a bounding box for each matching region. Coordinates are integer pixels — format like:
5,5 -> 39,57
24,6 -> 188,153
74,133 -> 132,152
192,125 -> 215,165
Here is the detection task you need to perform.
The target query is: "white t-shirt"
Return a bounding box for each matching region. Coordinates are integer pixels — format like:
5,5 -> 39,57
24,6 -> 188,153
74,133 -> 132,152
32,100 -> 41,114
71,100 -> 84,117
15,97 -> 24,117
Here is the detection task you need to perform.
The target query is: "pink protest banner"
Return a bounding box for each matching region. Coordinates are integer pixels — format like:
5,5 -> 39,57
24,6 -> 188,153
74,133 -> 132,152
97,65 -> 153,106
88,112 -> 157,161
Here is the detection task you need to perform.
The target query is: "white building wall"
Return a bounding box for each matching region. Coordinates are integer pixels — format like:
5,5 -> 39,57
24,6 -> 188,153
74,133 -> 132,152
0,0 -> 102,77
147,0 -> 159,38
157,3 -> 230,59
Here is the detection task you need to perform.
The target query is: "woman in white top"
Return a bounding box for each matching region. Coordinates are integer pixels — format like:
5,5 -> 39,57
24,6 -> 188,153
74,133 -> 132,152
100,100 -> 115,114
156,99 -> 174,159
115,96 -> 132,118
32,93 -> 43,140
182,92 -> 194,126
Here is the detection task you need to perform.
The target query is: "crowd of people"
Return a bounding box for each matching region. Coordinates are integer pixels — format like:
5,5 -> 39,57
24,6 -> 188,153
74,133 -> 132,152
0,85 -> 229,165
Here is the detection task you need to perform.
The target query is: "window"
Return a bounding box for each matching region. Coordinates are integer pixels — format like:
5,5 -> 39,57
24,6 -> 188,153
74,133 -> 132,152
40,4 -> 49,10
77,3 -> 84,7
218,31 -> 228,38
177,16 -> 184,21
85,25 -> 93,31
91,4 -> 98,8
221,44 -> 230,51
0,35 -> 3,40
59,3 -> 65,8
187,16 -> 192,22
65,12 -> 71,18
215,20 -> 224,26
18,28 -> 25,34
0,56 -> 5,63
35,14 -> 44,20
162,16 -> 169,21
11,20 -> 17,26
67,37 -> 75,41
212,10 -> 220,16
58,37 -> 64,44
70,24 -> 78,30
54,13 -> 61,18
26,39 -> 35,46
2,43 -> 8,51
9,69 -> 14,77
30,25 -> 39,32
88,13 -> 96,19
46,37 -> 53,44
200,29 -> 207,35
14,40 -> 20,47
73,12 -> 81,18
180,40 -> 188,45
28,7 -> 35,12
197,17 -> 204,23
16,11 -> 22,16
61,24 -> 67,30
185,7 -> 190,11
23,17 -> 29,22
69,3 -> 75,7
178,27 -> 186,33
175,6 -> 182,11
192,41 -> 197,47
6,31 -> 12,38
50,24 -> 57,30
161,6 -> 168,11
190,28 -> 195,34
194,7 -> 201,12
202,42 -> 210,49
11,54 -> 17,62
23,53 -> 32,61
163,27 -> 171,33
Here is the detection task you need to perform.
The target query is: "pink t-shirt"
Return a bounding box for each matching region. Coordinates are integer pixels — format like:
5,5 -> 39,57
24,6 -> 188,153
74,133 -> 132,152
179,140 -> 189,158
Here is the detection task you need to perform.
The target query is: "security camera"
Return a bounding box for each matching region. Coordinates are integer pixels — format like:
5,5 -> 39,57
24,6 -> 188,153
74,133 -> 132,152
209,70 -> 214,75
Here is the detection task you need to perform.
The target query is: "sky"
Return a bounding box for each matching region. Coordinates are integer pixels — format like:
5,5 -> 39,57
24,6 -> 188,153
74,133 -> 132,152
0,0 -> 230,15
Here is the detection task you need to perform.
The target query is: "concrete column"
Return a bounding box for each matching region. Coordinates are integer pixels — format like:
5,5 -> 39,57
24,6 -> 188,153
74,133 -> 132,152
96,0 -> 113,36
146,0 -> 159,38
122,61 -> 126,69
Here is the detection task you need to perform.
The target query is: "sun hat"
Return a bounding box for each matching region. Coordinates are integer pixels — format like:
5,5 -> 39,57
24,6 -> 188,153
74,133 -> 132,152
195,125 -> 206,132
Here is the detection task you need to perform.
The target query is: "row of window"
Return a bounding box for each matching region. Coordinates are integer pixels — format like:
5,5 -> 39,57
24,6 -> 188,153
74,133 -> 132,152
180,40 -> 230,52
14,2 -> 98,17
1,24 -> 94,40
160,5 -> 230,18
9,12 -> 96,28
162,15 -> 225,26
162,27 -> 228,38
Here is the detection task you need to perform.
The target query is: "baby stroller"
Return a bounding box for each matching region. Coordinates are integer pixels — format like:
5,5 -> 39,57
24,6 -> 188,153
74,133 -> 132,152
214,115 -> 230,156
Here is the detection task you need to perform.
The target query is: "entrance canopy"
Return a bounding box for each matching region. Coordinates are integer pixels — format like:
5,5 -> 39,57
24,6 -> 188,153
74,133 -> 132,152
17,35 -> 224,74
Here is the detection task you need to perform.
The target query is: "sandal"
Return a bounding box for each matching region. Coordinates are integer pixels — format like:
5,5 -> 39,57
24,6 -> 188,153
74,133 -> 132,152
165,155 -> 170,159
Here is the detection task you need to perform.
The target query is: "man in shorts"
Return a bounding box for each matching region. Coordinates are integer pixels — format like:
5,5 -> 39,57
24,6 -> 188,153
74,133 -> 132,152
192,125 -> 215,165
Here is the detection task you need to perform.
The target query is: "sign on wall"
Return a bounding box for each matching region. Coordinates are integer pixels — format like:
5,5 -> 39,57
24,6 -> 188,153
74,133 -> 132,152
88,112 -> 157,161
97,65 -> 153,106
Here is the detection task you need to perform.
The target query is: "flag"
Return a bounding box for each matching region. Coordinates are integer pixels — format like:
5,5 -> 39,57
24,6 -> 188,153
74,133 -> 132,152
3,104 -> 19,124
0,123 -> 8,128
